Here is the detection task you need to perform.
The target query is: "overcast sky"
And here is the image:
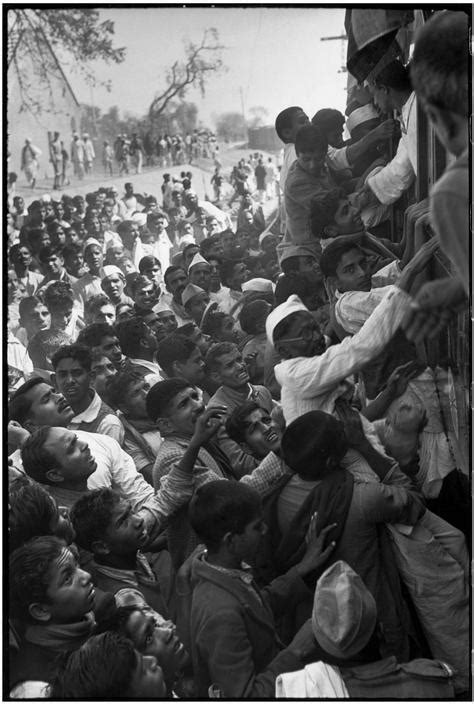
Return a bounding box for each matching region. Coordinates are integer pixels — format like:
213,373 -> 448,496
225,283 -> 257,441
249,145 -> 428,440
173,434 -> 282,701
70,6 -> 348,128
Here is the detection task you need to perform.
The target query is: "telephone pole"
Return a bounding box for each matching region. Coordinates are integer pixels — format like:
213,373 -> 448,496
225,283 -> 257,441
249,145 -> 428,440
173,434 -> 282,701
320,33 -> 348,73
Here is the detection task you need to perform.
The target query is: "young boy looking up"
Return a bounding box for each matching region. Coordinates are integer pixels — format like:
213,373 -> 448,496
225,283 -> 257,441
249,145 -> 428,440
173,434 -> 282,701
226,400 -> 282,461
71,488 -> 168,616
49,632 -> 167,699
189,480 -> 336,698
9,536 -> 97,694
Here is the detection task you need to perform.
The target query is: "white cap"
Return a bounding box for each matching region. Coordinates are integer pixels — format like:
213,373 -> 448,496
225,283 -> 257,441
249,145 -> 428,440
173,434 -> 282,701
182,283 -> 206,308
102,265 -> 124,280
241,278 -> 275,294
188,252 -> 210,272
41,194 -> 51,203
84,237 -> 102,251
179,234 -> 196,250
153,299 -> 174,314
265,294 -> 309,344
346,103 -> 379,135
131,212 -> 147,227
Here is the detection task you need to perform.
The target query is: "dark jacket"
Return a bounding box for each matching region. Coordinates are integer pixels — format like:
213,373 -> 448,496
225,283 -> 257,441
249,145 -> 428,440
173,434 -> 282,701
341,656 -> 455,699
190,555 -> 310,698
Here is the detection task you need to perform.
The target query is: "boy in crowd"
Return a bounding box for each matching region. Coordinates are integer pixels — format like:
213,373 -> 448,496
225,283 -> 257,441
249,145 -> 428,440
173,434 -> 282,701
188,480 -> 336,697
77,321 -> 124,369
50,632 -> 167,699
226,400 -> 283,461
155,334 -> 207,391
106,369 -> 162,484
9,537 -> 101,695
239,300 -> 273,385
149,378 -> 290,569
71,488 -> 169,615
51,343 -> 124,442
206,342 -> 276,476
8,476 -> 75,552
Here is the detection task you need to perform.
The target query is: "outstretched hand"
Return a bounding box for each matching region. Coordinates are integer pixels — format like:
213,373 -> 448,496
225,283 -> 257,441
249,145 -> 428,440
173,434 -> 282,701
191,406 -> 227,446
385,361 -> 423,398
397,237 -> 439,292
296,517 -> 337,578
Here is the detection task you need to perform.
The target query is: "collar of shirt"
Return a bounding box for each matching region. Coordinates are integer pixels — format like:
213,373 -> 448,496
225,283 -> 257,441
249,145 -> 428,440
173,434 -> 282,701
203,553 -> 254,585
70,390 -> 101,424
398,91 -> 416,134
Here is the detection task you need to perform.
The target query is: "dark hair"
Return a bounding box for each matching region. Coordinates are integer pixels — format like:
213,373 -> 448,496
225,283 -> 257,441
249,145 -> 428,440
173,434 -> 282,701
84,293 -> 114,325
319,237 -> 363,278
129,274 -> 154,299
295,124 -> 328,156
9,377 -> 46,424
70,488 -> 120,552
21,427 -> 57,484
155,334 -> 197,377
176,322 -> 197,338
18,295 -> 43,320
28,329 -> 73,370
43,281 -> 74,312
312,107 -> 345,130
146,378 -> 192,422
281,410 -> 347,479
189,480 -> 261,551
138,255 -> 161,273
8,477 -> 59,552
205,341 -> 238,373
219,258 -> 242,288
309,191 -> 341,238
201,311 -> 229,339
51,343 -> 92,372
49,632 -> 138,699
275,106 -> 305,143
115,318 -> 149,358
38,244 -> 63,263
225,400 -> 261,446
77,322 -> 116,349
9,536 -> 66,620
373,59 -> 411,93
200,237 -> 218,259
239,299 -> 271,335
164,265 -> 186,288
46,220 -> 65,236
274,273 -> 313,306
410,10 -> 468,116
62,242 -> 83,262
9,243 -> 30,262
106,368 -> 145,409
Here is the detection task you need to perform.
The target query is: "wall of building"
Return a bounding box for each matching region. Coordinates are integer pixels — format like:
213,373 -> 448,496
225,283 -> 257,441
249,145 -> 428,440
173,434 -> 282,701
247,126 -> 283,153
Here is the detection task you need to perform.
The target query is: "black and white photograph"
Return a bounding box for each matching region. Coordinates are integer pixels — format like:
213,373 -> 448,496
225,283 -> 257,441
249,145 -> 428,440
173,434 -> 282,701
5,4 -> 470,700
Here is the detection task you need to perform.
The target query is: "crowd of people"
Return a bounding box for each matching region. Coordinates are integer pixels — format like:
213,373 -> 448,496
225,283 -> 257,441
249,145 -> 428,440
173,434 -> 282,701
6,11 -> 470,700
16,129 -> 220,190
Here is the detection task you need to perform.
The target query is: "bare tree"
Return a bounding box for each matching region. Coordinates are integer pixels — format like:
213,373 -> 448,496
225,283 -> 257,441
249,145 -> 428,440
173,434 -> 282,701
8,8 -> 125,115
148,28 -> 226,122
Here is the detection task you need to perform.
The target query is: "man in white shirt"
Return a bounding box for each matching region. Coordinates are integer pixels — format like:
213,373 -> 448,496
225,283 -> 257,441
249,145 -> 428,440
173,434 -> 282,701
355,61 -> 418,209
265,242 -> 436,428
